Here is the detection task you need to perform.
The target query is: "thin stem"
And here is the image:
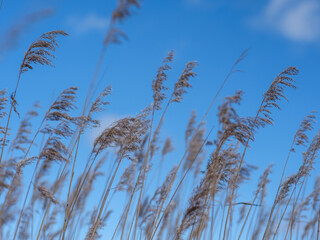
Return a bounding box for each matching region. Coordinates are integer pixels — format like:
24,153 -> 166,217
36,162 -> 68,240
238,192 -> 260,240
150,128 -> 213,240
273,189 -> 295,239
89,157 -> 123,240
150,50 -> 249,239
223,100 -> 265,240
60,134 -> 81,240
120,98 -> 172,240
0,70 -> 23,164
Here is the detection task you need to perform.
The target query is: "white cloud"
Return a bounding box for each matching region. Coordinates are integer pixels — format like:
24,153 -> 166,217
67,14 -> 109,35
265,0 -> 291,18
254,0 -> 320,42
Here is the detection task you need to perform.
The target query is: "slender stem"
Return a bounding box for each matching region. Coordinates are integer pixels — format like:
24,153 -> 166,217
0,116 -> 48,231
60,134 -> 81,240
59,155 -> 95,239
317,211 -> 320,240
36,161 -> 68,240
223,100 -> 265,240
0,70 -> 23,164
273,190 -> 295,239
38,127 -> 87,239
111,205 -> 128,240
132,109 -> 156,240
263,137 -> 297,238
151,50 -> 248,239
120,98 -> 172,240
89,157 -> 123,240
12,119 -> 47,240
238,192 -> 260,240
150,128 -> 213,240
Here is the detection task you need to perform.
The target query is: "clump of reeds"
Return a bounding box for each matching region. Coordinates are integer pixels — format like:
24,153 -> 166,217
0,1 -> 319,240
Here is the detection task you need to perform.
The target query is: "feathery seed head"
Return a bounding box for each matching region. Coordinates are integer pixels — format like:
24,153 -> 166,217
20,30 -> 68,74
171,61 -> 197,103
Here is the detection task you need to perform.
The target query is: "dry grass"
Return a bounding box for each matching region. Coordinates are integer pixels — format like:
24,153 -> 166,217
0,0 -> 319,239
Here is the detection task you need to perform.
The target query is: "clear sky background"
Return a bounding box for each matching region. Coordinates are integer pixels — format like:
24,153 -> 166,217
0,0 -> 320,238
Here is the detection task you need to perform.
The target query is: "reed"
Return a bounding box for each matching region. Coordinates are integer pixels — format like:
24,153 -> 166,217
0,0 -> 319,239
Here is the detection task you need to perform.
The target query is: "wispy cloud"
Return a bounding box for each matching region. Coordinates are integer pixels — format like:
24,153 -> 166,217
253,0 -> 320,42
66,13 -> 109,35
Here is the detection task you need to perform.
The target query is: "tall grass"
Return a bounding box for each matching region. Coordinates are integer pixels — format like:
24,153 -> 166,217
0,0 -> 319,239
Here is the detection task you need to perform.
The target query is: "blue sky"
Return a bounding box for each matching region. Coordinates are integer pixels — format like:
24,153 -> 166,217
0,0 -> 320,238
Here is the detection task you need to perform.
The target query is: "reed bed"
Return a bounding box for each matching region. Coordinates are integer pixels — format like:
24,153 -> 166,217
0,0 -> 319,239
